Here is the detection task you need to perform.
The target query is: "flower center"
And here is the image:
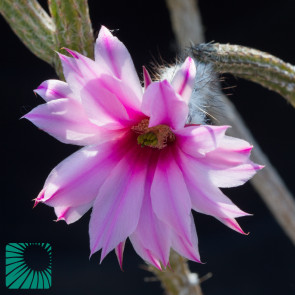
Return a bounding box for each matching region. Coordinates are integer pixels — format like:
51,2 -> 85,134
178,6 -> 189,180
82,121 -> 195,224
132,119 -> 176,149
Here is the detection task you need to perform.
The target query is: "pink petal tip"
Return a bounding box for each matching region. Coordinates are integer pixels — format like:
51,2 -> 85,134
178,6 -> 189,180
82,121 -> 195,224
143,66 -> 152,89
61,47 -> 79,59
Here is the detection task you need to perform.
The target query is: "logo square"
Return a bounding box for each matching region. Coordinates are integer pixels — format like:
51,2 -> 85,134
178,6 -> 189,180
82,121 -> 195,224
6,243 -> 52,289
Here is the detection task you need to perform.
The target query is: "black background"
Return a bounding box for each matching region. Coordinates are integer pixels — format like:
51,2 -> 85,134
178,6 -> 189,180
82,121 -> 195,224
2,0 -> 295,294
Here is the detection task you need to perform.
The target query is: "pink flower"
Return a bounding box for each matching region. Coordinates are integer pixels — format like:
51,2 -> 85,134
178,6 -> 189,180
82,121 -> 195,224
24,26 -> 262,270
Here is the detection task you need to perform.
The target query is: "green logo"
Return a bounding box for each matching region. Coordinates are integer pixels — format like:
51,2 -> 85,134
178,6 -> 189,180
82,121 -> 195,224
6,243 -> 52,289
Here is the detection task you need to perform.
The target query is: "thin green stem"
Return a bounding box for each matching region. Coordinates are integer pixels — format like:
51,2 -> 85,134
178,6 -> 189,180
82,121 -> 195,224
1,0 -> 94,79
48,0 -> 94,77
147,251 -> 203,295
191,43 -> 295,107
0,0 -> 55,65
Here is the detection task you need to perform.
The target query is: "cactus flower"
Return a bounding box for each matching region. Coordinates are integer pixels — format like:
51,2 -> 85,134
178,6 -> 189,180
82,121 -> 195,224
24,26 -> 262,270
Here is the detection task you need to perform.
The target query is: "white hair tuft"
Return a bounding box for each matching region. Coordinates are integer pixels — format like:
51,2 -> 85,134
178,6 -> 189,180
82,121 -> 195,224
159,59 -> 223,125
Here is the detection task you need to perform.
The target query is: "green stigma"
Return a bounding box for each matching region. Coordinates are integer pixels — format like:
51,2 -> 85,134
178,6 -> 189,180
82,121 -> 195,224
137,132 -> 158,147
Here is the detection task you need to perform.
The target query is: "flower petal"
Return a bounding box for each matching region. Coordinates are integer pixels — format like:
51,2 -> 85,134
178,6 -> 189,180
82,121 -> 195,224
115,241 -> 126,270
80,79 -> 130,129
34,80 -> 74,102
132,154 -> 171,266
57,52 -> 98,101
151,148 -> 192,244
59,39 -> 143,125
54,201 -> 93,224
129,234 -> 162,270
142,80 -> 189,130
59,50 -> 142,124
176,148 -> 249,219
176,125 -> 229,158
171,57 -> 196,104
40,135 -> 132,208
143,66 -> 152,89
23,98 -> 117,145
171,214 -> 201,262
92,74 -> 144,121
89,146 -> 149,261
201,135 -> 253,167
94,26 -> 142,105
207,160 -> 263,188
187,133 -> 263,188
215,217 -> 247,235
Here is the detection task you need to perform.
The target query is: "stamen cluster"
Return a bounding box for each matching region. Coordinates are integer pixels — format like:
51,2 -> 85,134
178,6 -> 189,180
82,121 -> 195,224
132,118 -> 176,149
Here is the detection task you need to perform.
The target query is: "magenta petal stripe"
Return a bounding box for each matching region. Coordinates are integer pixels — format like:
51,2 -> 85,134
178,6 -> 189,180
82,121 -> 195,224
171,57 -> 196,104
175,125 -> 229,157
58,51 -> 100,101
131,153 -> 171,266
171,213 -> 201,263
81,76 -> 143,125
215,217 -> 248,235
57,53 -> 85,94
89,146 -> 150,261
34,80 -> 74,102
130,234 -> 162,270
197,135 -> 254,169
115,241 -> 126,270
151,148 -> 192,245
95,26 -> 143,104
143,66 -> 152,89
142,80 -> 189,130
80,79 -> 130,128
54,201 -> 93,224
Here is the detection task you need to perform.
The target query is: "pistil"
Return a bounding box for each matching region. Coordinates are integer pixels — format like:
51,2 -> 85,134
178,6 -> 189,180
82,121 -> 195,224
132,119 -> 176,149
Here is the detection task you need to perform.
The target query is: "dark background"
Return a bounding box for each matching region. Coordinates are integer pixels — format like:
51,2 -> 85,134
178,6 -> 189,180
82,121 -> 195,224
2,0 -> 295,294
